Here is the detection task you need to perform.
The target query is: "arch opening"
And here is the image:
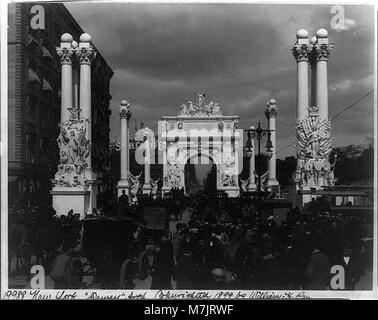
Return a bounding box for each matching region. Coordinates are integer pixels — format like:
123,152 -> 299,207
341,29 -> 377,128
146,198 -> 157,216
184,154 -> 217,195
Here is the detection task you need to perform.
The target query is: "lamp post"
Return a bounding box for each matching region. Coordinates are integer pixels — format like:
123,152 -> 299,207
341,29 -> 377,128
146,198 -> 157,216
246,122 -> 273,200
244,127 -> 256,191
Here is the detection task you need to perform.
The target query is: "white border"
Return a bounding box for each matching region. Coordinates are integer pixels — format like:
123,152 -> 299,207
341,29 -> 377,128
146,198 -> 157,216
1,0 -> 9,292
1,0 -> 377,300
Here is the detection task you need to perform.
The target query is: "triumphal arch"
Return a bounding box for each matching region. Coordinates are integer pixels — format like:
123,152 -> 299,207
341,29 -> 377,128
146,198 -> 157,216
159,92 -> 242,197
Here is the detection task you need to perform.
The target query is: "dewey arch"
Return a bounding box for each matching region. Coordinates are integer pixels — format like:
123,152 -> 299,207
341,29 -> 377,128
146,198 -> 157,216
160,92 -> 242,197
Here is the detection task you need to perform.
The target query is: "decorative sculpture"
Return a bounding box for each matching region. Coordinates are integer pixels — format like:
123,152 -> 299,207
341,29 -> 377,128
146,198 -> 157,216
178,92 -> 223,117
54,107 -> 90,187
129,171 -> 142,202
254,171 -> 269,186
164,163 -> 182,189
296,106 -> 333,187
240,177 -> 249,192
221,158 -> 237,187
150,178 -> 160,199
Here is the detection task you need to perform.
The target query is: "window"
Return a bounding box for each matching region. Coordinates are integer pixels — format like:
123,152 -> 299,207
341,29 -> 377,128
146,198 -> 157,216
346,196 -> 354,206
355,196 -> 366,207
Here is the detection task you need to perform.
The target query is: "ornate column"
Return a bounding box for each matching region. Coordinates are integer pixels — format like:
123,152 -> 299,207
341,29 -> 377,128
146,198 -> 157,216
309,36 -> 317,108
315,29 -> 333,122
76,33 -> 96,169
56,33 -> 74,124
265,99 -> 279,188
76,33 -> 97,213
142,128 -> 152,194
51,33 -> 95,218
72,40 -> 79,111
292,29 -> 310,121
118,100 -> 132,196
248,136 -> 257,191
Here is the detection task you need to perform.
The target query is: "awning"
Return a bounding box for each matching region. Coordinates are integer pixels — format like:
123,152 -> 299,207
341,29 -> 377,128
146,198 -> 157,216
42,78 -> 53,91
27,34 -> 39,47
8,176 -> 18,183
28,68 -> 40,83
42,46 -> 53,59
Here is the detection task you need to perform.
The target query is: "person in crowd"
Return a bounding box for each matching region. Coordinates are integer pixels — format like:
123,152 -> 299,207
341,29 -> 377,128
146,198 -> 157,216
175,249 -> 197,289
208,268 -> 227,289
118,189 -> 129,205
97,248 -> 119,289
150,237 -> 174,289
335,239 -> 361,290
50,242 -> 73,289
302,238 -> 331,290
119,248 -> 139,289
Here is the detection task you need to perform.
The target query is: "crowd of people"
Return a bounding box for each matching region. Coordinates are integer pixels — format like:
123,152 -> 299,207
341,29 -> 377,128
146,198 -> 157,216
8,191 -> 374,290
8,201 -> 82,285
166,194 -> 373,290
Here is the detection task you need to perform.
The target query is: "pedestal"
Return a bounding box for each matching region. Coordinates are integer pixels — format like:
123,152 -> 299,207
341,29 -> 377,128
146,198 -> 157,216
51,170 -> 98,219
142,184 -> 152,194
223,186 -> 240,198
247,181 -> 257,192
117,179 -> 130,197
51,187 -> 90,219
161,186 -> 171,198
265,178 -> 279,191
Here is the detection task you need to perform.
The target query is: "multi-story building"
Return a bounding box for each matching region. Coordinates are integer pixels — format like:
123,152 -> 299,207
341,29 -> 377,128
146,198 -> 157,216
8,2 -> 113,206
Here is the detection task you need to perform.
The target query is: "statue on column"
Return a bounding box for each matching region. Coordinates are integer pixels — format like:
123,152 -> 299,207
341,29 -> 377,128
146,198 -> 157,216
240,177 -> 249,192
54,107 -> 91,187
129,172 -> 142,203
296,106 -> 333,187
254,171 -> 269,185
151,178 -> 160,199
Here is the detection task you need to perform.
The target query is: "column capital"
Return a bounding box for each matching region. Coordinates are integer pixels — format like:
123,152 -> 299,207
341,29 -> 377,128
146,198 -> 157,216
314,43 -> 333,62
292,43 -> 312,63
265,99 -> 278,118
56,47 -> 74,65
119,100 -> 132,120
75,46 -> 97,65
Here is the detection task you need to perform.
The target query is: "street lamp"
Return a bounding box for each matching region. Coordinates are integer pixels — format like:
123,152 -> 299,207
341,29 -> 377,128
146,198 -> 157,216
245,129 -> 253,158
265,130 -> 273,159
247,122 -> 273,198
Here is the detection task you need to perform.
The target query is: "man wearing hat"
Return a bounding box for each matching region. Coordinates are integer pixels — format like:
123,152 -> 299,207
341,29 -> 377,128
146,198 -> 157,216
335,239 -> 361,290
303,236 -> 331,290
209,268 -> 227,289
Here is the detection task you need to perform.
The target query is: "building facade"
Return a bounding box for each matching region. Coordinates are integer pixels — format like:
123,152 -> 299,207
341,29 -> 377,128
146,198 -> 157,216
8,2 -> 113,206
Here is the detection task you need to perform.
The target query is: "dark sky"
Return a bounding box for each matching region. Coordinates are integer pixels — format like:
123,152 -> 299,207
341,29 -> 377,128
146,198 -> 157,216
66,2 -> 375,158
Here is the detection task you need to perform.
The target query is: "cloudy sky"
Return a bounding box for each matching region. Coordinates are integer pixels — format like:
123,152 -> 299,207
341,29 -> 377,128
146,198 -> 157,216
66,2 -> 375,158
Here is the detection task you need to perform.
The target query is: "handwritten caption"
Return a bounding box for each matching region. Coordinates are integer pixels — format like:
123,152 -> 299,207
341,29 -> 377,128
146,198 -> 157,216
2,289 -> 310,300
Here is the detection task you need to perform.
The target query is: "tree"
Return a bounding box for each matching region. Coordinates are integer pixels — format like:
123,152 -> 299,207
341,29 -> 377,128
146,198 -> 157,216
331,144 -> 374,185
276,156 -> 297,189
